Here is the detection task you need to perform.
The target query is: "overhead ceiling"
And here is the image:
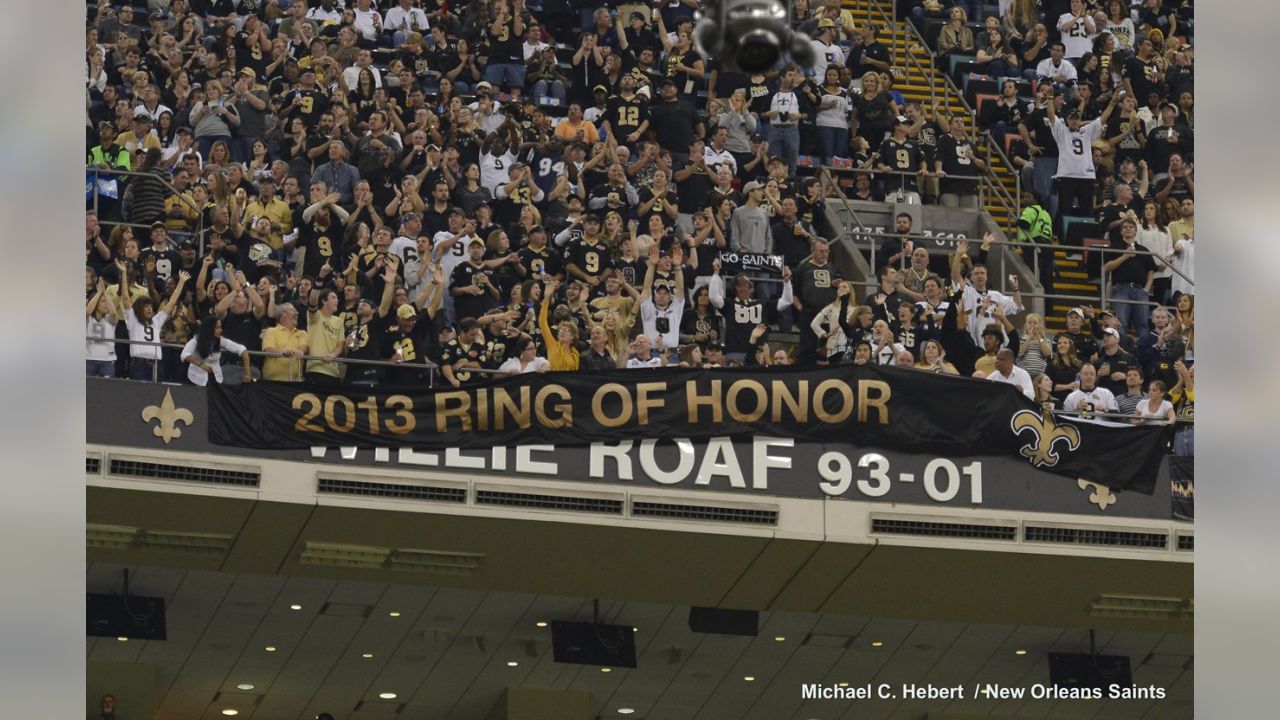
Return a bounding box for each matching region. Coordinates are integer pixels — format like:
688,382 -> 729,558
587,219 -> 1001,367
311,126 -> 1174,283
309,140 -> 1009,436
87,562 -> 1192,720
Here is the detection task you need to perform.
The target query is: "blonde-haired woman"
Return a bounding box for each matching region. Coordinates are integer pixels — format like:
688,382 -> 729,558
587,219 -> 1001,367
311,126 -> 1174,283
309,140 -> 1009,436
852,71 -> 897,147
938,6 -> 975,62
1016,312 -> 1052,375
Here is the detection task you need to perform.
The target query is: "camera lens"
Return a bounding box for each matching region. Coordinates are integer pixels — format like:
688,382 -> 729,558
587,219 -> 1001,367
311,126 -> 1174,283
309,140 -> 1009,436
736,30 -> 781,73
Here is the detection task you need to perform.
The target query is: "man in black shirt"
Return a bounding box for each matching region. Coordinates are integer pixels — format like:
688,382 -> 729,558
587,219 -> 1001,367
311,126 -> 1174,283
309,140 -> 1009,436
849,24 -> 891,76
877,116 -> 926,198
564,221 -> 615,295
439,317 -> 489,388
581,325 -> 618,370
793,240 -> 841,365
1123,39 -> 1164,105
935,116 -> 986,208
1093,326 -> 1139,396
344,264 -> 397,385
673,138 -> 715,219
602,74 -> 650,150
422,181 -> 453,238
1145,104 -> 1192,178
1101,217 -> 1156,336
771,197 -> 814,271
451,238 -> 501,321
139,222 -> 183,286
649,79 -> 703,164
385,265 -> 445,386
1056,306 -> 1100,363
1018,87 -> 1064,216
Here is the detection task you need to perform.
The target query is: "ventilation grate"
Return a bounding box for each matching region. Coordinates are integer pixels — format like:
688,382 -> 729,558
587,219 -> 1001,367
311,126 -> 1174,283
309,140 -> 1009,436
475,489 -> 623,514
86,456 -> 101,475
871,517 -> 1017,540
108,458 -> 259,487
631,501 -> 778,525
318,477 -> 466,504
1024,526 -> 1168,549
1176,534 -> 1194,551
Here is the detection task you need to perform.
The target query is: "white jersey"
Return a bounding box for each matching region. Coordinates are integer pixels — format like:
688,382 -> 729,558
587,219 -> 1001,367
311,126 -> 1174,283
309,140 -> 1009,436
1051,116 -> 1104,179
703,146 -> 737,174
391,235 -> 418,265
809,40 -> 845,81
1065,386 -> 1119,413
639,297 -> 684,350
182,336 -> 248,386
86,315 -> 116,361
480,150 -> 516,192
433,231 -> 474,282
125,309 -> 168,361
958,284 -> 1020,343
1057,13 -> 1096,58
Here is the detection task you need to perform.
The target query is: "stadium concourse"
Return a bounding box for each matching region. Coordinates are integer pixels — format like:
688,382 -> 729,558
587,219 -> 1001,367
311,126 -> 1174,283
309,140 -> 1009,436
83,1 -> 1192,717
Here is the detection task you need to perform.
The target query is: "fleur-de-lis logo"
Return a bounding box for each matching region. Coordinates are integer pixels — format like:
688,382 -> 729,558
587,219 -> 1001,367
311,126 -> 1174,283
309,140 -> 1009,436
141,389 -> 194,444
1077,479 -> 1117,510
1011,409 -> 1081,468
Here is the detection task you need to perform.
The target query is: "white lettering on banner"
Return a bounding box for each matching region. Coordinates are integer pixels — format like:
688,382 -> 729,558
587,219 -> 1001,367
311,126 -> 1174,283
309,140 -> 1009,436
640,438 -> 697,484
694,437 -> 747,488
515,445 -> 558,475
308,443 -> 985,506
590,441 -> 634,480
752,437 -> 794,489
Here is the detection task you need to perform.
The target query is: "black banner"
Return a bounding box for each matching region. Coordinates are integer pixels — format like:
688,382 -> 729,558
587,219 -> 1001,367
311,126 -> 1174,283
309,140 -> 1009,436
1170,455 -> 1194,520
717,251 -> 784,275
208,366 -> 1168,493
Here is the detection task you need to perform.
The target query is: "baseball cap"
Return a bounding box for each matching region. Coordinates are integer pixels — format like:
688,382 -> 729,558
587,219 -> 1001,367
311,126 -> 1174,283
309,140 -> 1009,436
592,84 -> 609,94
468,236 -> 486,247
1067,307 -> 1084,317
1065,108 -> 1082,119
397,303 -> 418,319
630,11 -> 646,21
817,18 -> 836,29
476,81 -> 494,91
749,132 -> 765,142
742,180 -> 764,194
149,10 -> 165,20
240,67 -> 256,77
133,112 -> 153,123
582,213 -> 602,225
150,220 -> 166,230
1102,327 -> 1120,338
659,78 -> 676,88
893,115 -> 910,126
1098,307 -> 1116,318
176,126 -> 193,135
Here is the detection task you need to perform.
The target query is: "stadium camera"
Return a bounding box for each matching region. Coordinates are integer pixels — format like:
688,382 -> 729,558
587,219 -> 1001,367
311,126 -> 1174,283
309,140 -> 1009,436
695,0 -> 816,74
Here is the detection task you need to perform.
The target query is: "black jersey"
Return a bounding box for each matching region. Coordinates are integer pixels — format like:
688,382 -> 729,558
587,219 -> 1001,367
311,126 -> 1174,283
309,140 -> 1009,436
346,314 -> 391,383
383,311 -> 439,385
450,259 -> 497,321
294,213 -> 343,278
722,296 -> 767,354
605,94 -> 649,142
518,243 -> 563,282
564,239 -> 613,284
290,88 -> 330,130
439,336 -> 488,384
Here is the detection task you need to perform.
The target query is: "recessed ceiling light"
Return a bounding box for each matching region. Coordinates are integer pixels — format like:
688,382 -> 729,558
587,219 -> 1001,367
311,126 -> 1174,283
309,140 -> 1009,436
871,641 -> 884,647
507,661 -> 519,667
378,692 -> 397,700
116,637 -> 128,642
361,653 -> 374,659
617,709 -> 635,716
221,711 -> 239,717
774,636 -> 786,642
289,604 -> 302,611
632,627 -> 639,632
1015,649 -> 1028,655
601,667 -> 612,673
264,646 -> 277,652
235,684 -> 255,691
388,611 -> 401,617
744,676 -> 756,682
535,621 -> 548,628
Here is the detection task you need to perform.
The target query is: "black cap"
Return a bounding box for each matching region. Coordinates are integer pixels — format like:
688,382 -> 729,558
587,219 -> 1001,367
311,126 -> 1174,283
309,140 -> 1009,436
630,11 -> 646,22
582,213 -> 602,225
749,132 -> 765,142
659,78 -> 676,88
1066,109 -> 1082,119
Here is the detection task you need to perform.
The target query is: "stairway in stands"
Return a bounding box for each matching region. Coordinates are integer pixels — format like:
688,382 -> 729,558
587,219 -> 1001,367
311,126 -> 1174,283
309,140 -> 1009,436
843,0 -> 1101,333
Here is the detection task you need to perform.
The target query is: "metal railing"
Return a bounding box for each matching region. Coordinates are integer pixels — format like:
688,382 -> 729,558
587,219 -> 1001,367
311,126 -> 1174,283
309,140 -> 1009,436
88,165 -> 211,255
91,335 -> 506,386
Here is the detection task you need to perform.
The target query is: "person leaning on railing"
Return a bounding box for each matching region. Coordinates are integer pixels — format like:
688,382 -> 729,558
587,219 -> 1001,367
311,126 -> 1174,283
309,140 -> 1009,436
261,303 -> 310,382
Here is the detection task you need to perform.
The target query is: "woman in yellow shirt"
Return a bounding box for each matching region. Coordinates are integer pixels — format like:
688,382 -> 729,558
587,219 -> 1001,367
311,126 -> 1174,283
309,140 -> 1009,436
538,280 -> 580,371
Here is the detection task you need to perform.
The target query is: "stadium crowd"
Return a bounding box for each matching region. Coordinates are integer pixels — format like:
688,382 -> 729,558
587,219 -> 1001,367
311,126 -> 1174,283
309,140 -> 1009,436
82,0 -> 1191,449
